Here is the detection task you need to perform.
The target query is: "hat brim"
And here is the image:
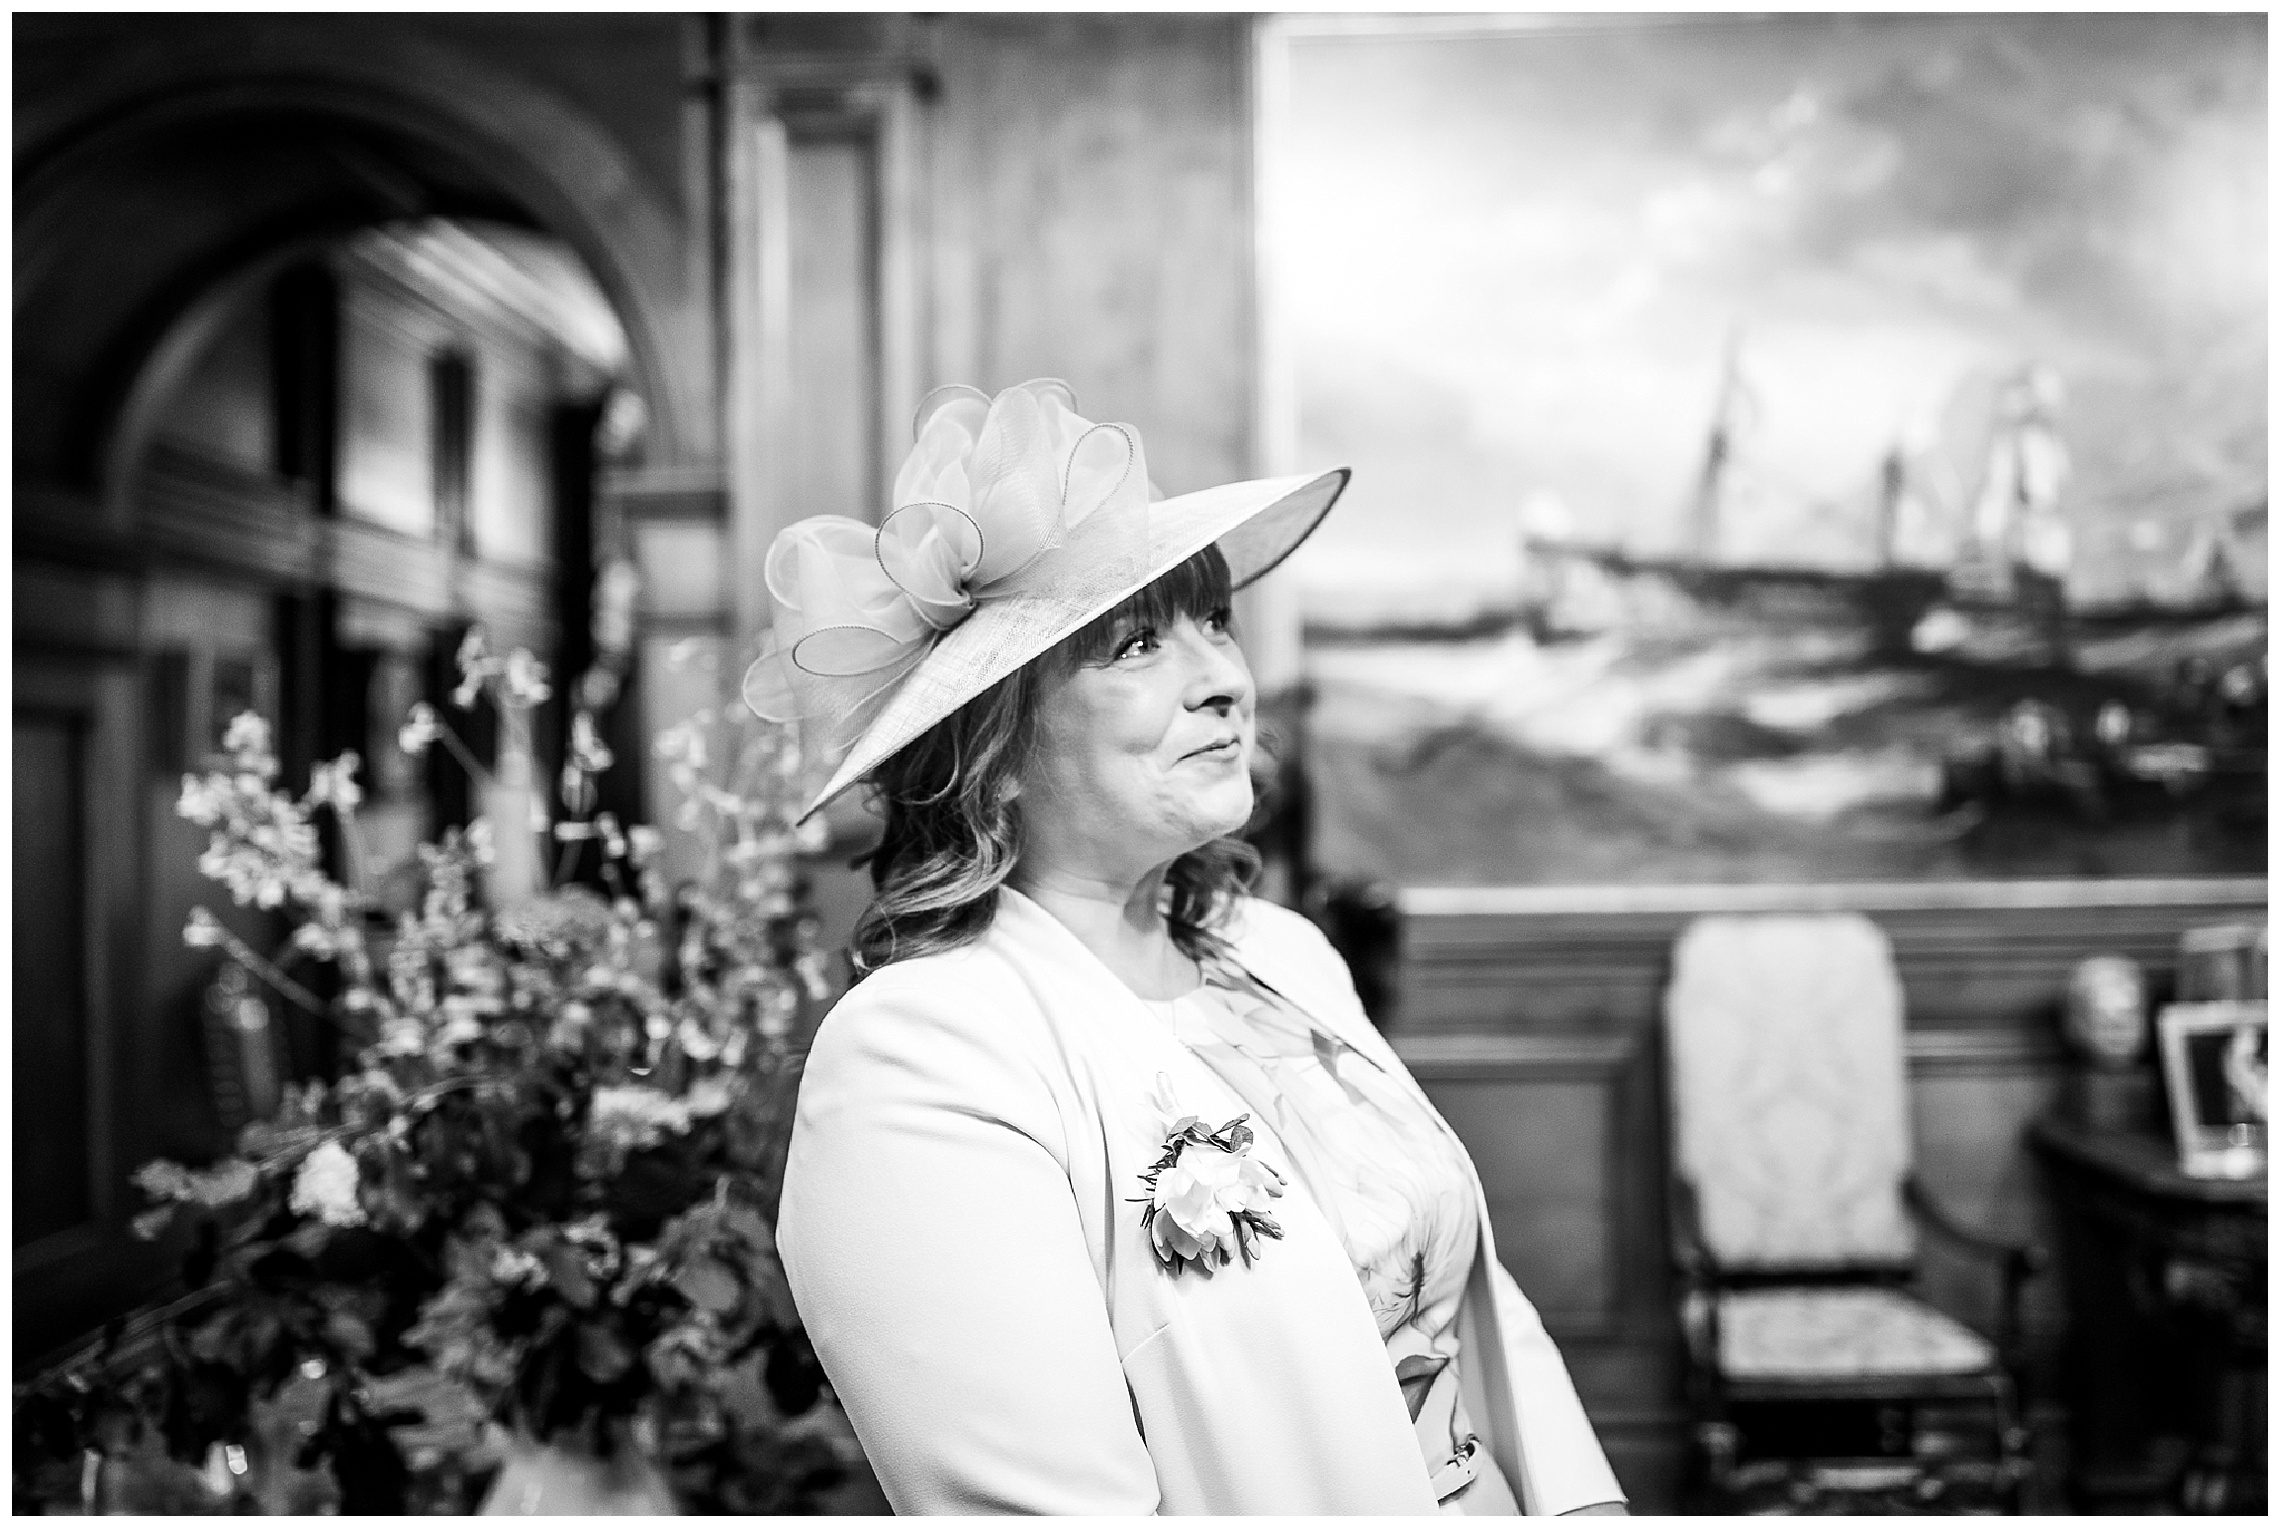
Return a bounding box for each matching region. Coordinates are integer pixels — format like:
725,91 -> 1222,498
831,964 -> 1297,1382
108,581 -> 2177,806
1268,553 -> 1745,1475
791,465 -> 1348,823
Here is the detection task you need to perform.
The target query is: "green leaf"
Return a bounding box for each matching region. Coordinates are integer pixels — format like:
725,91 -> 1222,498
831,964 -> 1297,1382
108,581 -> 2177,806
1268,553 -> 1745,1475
323,1310 -> 375,1361
720,1205 -> 769,1247
575,1322 -> 634,1382
283,1221 -> 331,1258
673,1259 -> 741,1315
538,1241 -> 596,1307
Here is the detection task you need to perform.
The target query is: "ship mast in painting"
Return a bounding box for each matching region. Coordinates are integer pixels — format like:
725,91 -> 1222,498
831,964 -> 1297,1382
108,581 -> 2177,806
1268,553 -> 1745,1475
1686,327 -> 1761,563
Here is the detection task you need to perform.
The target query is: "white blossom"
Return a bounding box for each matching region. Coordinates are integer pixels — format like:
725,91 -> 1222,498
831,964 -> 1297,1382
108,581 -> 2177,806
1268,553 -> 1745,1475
398,702 -> 444,756
177,774 -> 227,825
379,1018 -> 427,1057
685,1077 -> 733,1118
288,1141 -> 367,1228
220,713 -> 275,774
569,712 -> 613,775
452,630 -> 501,709
491,1247 -> 546,1288
306,752 -> 364,812
589,1085 -> 692,1148
134,1157 -> 260,1207
502,649 -> 553,708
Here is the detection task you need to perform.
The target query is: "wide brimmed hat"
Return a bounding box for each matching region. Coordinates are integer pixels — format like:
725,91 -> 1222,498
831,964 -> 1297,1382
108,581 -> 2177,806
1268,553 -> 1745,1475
742,378 -> 1348,823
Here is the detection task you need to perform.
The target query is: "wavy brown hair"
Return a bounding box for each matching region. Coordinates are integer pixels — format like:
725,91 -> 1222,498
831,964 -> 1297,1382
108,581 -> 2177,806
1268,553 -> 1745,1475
849,543 -> 1261,977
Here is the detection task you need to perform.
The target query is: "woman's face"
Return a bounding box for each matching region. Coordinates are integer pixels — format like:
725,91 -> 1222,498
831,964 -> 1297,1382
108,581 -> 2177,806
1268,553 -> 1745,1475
1021,605 -> 1256,885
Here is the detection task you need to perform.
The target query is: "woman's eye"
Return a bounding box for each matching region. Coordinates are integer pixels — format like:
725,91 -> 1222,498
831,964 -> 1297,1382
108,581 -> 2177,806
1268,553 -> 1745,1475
1114,626 -> 1159,660
1205,607 -> 1234,635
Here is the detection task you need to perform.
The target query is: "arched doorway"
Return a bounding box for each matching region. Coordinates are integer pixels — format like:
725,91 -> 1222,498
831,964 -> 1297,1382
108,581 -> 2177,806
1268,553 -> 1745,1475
13,25 -> 678,1355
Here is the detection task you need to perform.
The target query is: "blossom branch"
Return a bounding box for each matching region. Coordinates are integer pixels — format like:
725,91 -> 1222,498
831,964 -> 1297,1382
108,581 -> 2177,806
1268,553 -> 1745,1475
186,910 -> 332,1019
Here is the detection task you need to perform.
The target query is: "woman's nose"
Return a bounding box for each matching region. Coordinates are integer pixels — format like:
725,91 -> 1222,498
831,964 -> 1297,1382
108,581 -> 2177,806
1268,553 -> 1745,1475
1177,622 -> 1252,711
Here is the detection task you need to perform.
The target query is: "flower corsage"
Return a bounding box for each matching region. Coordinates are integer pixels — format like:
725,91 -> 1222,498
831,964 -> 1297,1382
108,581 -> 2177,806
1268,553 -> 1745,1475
1134,1076 -> 1286,1276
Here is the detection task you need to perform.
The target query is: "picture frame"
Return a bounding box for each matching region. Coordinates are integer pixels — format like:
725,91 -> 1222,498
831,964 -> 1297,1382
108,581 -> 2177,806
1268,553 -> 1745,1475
1264,13 -> 2267,891
2156,1000 -> 2269,1180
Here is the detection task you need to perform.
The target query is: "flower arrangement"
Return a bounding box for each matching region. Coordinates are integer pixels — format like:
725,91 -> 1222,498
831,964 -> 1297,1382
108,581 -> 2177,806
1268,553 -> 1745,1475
1133,1077 -> 1287,1276
12,636 -> 861,1515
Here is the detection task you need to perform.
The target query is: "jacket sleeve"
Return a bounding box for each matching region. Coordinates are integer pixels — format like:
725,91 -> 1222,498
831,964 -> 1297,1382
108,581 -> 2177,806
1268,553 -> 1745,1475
774,968 -> 1161,1515
1489,1256 -> 1628,1515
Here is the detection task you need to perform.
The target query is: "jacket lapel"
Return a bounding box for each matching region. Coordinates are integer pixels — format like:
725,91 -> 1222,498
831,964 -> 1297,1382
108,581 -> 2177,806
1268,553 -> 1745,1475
1228,902 -> 1544,1510
984,890 -> 1440,1512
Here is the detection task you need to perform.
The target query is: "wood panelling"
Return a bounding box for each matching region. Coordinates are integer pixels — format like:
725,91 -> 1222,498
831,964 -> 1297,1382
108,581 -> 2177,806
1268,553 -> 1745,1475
784,131 -> 882,527
1404,1034 -> 1639,1330
136,445 -> 319,583
1401,879 -> 2271,1034
600,466 -> 728,526
928,16 -> 1256,493
468,345 -> 557,567
15,559 -> 141,656
150,289 -> 274,475
632,521 -> 729,623
337,279 -> 447,539
15,710 -> 94,1247
13,658 -> 173,1356
1390,878 -> 2267,1513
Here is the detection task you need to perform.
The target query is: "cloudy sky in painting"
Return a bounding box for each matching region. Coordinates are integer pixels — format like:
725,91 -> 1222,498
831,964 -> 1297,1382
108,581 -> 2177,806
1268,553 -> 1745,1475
1269,13 -> 2266,605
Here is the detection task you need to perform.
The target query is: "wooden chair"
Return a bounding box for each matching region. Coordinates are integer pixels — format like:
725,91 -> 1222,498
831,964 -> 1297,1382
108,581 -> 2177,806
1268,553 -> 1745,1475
1663,914 -> 2044,1513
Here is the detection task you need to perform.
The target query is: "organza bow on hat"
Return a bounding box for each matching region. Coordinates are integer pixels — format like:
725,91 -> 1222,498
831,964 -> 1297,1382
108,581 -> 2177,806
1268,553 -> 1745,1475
743,378 -> 1350,822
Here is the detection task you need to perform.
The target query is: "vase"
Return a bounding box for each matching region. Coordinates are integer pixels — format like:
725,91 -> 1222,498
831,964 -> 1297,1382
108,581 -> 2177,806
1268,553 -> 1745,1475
478,1427 -> 677,1515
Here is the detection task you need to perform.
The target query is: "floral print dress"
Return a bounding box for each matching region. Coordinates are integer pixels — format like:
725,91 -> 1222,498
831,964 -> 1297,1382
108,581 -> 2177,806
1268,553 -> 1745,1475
1143,957 -> 1522,1514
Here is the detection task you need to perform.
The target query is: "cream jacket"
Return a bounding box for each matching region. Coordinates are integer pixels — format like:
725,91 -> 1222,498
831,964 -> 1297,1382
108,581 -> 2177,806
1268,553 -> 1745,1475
777,889 -> 1624,1515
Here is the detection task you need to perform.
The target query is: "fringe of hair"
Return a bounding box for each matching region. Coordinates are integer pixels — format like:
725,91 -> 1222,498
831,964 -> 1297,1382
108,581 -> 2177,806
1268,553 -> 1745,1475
849,545 -> 1256,977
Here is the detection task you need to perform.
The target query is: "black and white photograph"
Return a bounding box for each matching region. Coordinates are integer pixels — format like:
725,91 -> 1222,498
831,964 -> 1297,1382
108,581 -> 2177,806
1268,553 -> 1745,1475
12,9 -> 2267,1517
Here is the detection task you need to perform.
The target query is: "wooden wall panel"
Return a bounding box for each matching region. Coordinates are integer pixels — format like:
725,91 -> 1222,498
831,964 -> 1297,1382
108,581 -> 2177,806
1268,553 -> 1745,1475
1440,1073 -> 1611,1318
14,710 -> 94,1248
13,657 -> 174,1360
1401,881 -> 2268,1037
151,290 -> 273,475
928,15 -> 1256,493
1405,1035 -> 1640,1329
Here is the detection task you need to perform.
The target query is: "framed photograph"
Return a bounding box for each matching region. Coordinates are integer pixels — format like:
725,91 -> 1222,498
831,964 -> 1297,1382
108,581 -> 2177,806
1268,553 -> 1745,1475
2157,1000 -> 2268,1179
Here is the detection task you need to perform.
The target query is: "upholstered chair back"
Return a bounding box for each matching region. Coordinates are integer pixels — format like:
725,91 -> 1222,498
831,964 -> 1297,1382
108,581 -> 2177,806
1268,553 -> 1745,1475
1665,914 -> 1916,1270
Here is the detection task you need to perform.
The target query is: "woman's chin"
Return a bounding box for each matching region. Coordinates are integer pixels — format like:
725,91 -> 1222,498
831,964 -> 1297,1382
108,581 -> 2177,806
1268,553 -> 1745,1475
1171,779 -> 1255,848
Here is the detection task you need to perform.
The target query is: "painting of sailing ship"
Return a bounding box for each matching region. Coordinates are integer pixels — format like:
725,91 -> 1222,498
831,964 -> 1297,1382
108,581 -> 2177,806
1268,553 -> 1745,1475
1267,13 -> 2265,886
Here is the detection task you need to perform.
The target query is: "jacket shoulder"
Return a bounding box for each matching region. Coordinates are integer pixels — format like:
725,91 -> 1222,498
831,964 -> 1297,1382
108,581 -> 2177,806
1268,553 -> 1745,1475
798,937 -> 1070,1146
1226,895 -> 1345,976
810,940 -> 1041,1061
1224,896 -> 1383,1047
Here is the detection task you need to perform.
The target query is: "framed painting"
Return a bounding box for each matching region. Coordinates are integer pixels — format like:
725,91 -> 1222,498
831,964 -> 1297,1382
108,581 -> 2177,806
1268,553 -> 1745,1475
1259,13 -> 2266,887
2157,1000 -> 2269,1179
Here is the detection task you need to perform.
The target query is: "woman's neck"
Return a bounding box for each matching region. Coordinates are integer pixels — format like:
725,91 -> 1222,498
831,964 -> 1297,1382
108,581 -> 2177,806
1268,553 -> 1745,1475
1009,860 -> 1200,1001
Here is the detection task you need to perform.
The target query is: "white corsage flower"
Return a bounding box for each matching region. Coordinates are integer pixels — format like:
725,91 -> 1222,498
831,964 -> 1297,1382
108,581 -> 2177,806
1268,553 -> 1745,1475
1134,1077 -> 1286,1276
289,1140 -> 368,1228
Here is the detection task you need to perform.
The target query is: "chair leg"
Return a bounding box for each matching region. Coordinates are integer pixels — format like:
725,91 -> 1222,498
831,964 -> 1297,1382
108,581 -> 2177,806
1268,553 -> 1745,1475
1992,1374 -> 2034,1514
1694,1419 -> 1741,1512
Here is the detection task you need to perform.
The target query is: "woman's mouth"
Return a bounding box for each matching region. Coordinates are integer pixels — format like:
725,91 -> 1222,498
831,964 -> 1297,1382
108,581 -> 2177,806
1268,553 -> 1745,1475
1183,736 -> 1242,762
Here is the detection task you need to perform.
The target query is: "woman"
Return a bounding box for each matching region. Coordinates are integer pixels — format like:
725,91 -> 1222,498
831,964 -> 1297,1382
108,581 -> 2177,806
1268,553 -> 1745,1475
754,380 -> 1625,1515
